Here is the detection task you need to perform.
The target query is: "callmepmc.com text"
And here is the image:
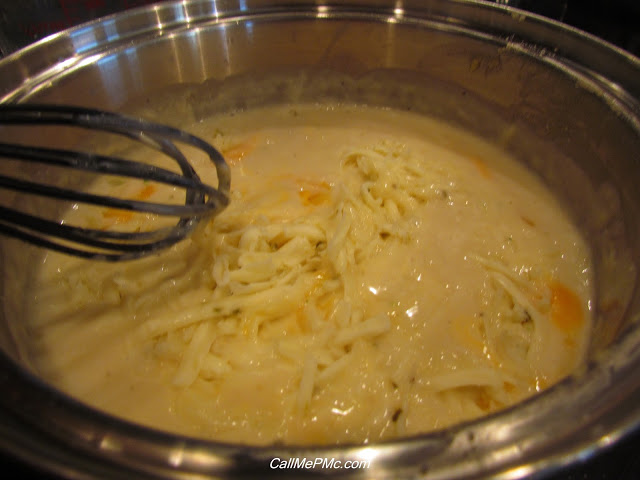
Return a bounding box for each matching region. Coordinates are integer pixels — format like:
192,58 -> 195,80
270,457 -> 371,471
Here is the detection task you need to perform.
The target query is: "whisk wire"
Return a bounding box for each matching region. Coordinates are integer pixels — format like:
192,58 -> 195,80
0,141 -> 225,200
0,104 -> 231,261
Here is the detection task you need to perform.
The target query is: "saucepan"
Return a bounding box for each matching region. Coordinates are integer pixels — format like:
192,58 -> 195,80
0,0 -> 639,478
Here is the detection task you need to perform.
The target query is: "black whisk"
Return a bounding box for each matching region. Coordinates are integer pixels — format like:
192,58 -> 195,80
0,104 -> 230,261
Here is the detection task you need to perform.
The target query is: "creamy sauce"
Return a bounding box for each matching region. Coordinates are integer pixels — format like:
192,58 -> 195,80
24,104 -> 592,445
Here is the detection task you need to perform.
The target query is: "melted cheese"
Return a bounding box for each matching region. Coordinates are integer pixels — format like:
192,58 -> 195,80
23,104 -> 593,445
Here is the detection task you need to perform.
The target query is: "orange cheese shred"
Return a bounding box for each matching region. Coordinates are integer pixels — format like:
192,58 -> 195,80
222,136 -> 259,166
550,282 -> 584,333
298,180 -> 331,206
135,184 -> 157,200
102,184 -> 157,223
470,156 -> 492,179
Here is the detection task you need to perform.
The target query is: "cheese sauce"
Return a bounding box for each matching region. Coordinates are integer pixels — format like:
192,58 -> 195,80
24,104 -> 592,445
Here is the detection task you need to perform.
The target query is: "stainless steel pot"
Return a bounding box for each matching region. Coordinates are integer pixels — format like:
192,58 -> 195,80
1,1 -> 640,478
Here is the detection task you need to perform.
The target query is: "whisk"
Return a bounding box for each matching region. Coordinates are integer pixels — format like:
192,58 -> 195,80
0,104 -> 230,261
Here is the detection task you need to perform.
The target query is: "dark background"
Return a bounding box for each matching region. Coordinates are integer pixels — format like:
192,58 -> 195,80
564,0 -> 640,57
0,0 -> 639,479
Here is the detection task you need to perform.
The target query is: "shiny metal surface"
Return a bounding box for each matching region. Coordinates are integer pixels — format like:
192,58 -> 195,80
0,1 -> 640,479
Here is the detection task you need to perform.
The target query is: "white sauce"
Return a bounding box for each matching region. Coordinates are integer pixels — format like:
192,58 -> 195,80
24,104 -> 592,445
